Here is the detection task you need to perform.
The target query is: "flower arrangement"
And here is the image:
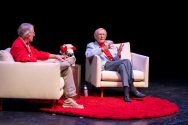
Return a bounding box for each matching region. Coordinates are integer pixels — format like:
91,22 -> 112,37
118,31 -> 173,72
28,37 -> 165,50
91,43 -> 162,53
60,44 -> 77,57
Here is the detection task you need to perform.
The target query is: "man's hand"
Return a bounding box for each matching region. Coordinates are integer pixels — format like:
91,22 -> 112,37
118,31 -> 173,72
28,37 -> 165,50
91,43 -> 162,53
101,41 -> 114,51
55,55 -> 68,61
101,45 -> 109,51
117,43 -> 124,58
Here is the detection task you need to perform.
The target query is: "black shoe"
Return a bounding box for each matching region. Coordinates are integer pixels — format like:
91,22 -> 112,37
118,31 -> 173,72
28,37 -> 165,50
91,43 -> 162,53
124,86 -> 131,102
124,96 -> 131,102
133,91 -> 146,98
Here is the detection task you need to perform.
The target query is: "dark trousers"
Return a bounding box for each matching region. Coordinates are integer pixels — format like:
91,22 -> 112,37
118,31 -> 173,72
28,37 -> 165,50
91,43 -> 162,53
104,59 -> 133,87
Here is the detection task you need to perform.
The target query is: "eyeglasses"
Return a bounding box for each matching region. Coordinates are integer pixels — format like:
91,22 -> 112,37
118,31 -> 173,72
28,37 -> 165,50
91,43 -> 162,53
29,31 -> 35,36
30,31 -> 35,34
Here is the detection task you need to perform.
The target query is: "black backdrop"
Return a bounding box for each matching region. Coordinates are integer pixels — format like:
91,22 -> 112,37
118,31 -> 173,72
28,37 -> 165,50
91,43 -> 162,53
0,2 -> 187,82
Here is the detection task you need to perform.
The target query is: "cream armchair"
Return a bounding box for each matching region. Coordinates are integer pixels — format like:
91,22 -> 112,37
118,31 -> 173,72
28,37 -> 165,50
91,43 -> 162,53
85,42 -> 149,97
0,48 -> 64,110
0,62 -> 64,99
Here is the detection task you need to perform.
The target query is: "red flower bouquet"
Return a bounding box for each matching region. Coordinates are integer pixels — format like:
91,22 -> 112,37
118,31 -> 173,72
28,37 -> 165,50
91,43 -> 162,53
60,44 -> 77,57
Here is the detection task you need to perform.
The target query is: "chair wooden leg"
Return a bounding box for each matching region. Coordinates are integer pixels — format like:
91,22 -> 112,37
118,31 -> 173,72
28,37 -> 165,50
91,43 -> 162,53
51,99 -> 58,108
0,99 -> 2,111
101,88 -> 104,97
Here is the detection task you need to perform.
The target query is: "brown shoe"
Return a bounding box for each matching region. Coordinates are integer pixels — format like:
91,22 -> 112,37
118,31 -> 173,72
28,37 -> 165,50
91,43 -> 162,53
63,98 -> 84,109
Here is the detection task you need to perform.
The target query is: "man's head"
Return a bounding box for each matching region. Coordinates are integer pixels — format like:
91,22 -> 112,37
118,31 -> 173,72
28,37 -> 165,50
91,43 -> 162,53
17,23 -> 35,43
94,28 -> 107,43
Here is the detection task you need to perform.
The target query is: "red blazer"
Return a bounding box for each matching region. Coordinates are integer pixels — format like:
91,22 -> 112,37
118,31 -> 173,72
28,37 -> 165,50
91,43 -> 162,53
10,37 -> 50,62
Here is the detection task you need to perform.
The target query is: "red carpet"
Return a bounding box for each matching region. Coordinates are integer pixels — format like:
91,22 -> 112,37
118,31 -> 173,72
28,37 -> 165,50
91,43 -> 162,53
40,96 -> 179,120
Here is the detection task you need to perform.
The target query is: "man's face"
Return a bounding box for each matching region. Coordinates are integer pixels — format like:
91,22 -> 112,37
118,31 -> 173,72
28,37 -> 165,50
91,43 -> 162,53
95,29 -> 107,43
26,27 -> 35,42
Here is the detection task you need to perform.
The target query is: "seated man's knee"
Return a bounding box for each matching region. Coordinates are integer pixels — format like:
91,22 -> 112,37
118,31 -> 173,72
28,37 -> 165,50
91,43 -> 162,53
66,57 -> 76,65
122,59 -> 131,65
122,59 -> 130,62
118,64 -> 125,72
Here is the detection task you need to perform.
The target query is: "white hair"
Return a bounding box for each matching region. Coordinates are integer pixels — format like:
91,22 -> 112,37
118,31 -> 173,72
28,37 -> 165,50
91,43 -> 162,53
17,23 -> 34,37
94,28 -> 107,39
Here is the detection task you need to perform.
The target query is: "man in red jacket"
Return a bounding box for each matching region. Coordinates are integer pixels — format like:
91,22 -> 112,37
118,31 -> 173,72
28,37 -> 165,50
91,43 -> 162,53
10,23 -> 84,109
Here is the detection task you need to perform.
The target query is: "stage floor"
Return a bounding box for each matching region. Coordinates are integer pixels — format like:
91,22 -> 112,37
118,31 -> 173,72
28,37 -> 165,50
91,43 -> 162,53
0,78 -> 188,125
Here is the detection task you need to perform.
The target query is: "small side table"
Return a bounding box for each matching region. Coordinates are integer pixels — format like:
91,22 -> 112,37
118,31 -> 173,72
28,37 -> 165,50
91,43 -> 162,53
71,64 -> 81,98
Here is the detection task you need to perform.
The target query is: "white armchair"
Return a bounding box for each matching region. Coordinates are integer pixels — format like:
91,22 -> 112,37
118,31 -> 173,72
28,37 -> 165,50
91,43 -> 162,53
85,42 -> 149,97
0,62 -> 64,99
0,48 -> 64,110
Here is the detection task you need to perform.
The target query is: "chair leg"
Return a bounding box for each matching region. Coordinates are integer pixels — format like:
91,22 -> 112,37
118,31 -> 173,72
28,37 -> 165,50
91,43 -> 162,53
0,99 -> 2,111
50,99 -> 58,108
101,88 -> 104,97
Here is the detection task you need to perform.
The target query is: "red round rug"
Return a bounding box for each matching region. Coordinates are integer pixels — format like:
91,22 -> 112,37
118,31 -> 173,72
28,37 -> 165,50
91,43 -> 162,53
40,96 -> 178,120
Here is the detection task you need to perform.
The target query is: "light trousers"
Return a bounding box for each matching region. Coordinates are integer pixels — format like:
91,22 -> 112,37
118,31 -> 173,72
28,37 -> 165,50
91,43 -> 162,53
58,57 -> 77,98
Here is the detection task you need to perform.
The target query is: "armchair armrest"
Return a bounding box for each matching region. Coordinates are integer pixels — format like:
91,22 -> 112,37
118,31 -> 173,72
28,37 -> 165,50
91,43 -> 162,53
131,52 -> 149,87
85,58 -> 91,82
85,55 -> 102,87
131,52 -> 149,71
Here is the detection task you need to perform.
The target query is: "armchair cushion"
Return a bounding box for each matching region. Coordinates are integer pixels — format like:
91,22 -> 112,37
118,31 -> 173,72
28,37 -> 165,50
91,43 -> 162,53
0,48 -> 14,61
101,70 -> 144,82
